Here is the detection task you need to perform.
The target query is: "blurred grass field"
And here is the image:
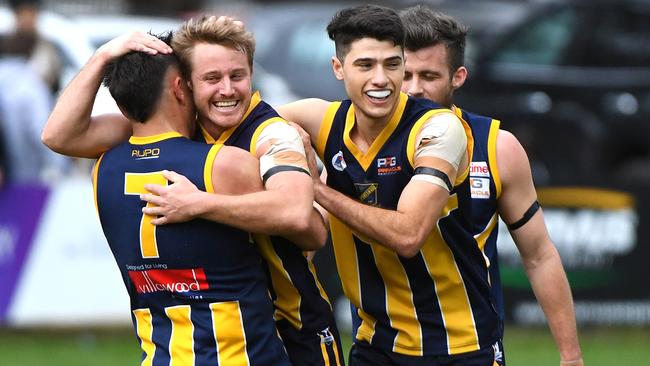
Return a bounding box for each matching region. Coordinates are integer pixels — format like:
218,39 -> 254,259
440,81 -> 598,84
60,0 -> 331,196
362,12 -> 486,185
0,326 -> 648,365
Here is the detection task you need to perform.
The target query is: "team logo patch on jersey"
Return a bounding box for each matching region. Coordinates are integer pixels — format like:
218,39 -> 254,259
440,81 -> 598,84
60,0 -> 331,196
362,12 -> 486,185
317,327 -> 335,345
128,268 -> 209,294
354,183 -> 378,205
470,177 -> 490,199
331,151 -> 347,171
377,156 -> 402,176
470,161 -> 490,177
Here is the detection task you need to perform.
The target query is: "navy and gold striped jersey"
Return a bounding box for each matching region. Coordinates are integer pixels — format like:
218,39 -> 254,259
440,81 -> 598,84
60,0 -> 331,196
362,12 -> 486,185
455,107 -> 505,330
196,92 -> 336,335
316,93 -> 499,356
93,132 -> 290,366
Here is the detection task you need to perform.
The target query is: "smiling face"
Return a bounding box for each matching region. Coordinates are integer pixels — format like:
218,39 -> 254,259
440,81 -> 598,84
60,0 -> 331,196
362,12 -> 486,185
187,42 -> 253,135
403,43 -> 466,108
332,37 -> 404,126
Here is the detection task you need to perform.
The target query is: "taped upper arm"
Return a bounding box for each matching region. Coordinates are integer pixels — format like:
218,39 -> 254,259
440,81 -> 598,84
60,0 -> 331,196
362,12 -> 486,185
254,122 -> 311,184
411,112 -> 467,191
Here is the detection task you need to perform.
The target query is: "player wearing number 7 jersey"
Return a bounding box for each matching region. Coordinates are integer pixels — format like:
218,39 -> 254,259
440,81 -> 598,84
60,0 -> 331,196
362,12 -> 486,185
91,32 -> 290,366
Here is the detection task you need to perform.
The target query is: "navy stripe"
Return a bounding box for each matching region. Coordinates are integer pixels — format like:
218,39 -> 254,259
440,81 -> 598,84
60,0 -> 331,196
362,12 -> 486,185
354,237 -> 396,351
399,254 -> 448,354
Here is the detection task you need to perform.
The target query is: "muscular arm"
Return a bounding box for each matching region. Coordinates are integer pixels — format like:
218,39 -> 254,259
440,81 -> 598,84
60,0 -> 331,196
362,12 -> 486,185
313,113 -> 467,258
315,179 -> 449,258
275,98 -> 330,142
42,32 -> 171,158
496,130 -> 583,364
142,124 -> 328,250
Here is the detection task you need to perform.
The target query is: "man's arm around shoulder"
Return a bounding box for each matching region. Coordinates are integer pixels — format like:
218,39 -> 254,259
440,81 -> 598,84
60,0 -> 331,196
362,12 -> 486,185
42,32 -> 171,158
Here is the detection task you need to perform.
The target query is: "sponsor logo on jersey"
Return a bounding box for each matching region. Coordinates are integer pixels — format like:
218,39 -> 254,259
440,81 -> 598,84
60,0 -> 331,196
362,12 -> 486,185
470,177 -> 490,199
331,151 -> 347,172
377,156 -> 402,175
469,161 -> 490,177
128,268 -> 209,294
132,148 -> 161,160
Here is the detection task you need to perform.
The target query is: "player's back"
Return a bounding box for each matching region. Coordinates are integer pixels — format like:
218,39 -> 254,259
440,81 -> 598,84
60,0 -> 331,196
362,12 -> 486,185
93,132 -> 290,366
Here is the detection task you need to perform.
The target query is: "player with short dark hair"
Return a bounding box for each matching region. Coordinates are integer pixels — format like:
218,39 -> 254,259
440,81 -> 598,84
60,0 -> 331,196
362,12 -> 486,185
400,5 -> 583,366
42,16 -> 343,366
280,4 -> 501,365
92,32 -> 291,366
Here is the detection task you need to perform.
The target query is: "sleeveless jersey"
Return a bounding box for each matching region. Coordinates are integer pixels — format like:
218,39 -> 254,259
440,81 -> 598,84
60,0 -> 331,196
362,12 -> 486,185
316,93 -> 499,356
455,107 -> 505,330
93,132 -> 290,366
195,92 -> 335,334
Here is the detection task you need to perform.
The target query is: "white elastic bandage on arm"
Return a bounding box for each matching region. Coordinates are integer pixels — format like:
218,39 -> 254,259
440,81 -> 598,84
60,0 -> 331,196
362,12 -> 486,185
411,112 -> 467,191
255,122 -> 310,184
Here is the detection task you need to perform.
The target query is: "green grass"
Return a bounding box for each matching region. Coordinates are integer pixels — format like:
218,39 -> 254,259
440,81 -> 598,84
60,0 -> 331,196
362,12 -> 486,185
0,326 -> 648,365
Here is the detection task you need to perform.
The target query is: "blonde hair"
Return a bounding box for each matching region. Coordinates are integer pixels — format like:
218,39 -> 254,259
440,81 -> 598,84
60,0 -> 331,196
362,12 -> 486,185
172,15 -> 255,79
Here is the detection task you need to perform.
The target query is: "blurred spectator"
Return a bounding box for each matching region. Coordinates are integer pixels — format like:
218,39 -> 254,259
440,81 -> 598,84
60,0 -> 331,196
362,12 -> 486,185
8,0 -> 62,93
0,31 -> 68,184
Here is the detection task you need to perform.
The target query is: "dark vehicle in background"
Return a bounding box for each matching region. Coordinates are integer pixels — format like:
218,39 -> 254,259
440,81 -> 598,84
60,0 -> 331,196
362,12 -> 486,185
430,0 -> 650,186
236,0 -> 650,186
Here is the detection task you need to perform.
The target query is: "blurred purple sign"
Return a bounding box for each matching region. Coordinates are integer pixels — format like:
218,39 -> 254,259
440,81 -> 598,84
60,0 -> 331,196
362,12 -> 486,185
0,184 -> 49,322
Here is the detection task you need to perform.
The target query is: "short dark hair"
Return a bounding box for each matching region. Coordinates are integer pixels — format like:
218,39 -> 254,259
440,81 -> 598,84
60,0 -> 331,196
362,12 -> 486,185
400,5 -> 467,74
9,0 -> 41,11
103,32 -> 178,123
327,4 -> 405,60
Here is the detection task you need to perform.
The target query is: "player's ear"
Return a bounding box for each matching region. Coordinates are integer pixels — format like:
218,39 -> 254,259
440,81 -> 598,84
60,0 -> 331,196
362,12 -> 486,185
172,76 -> 187,104
332,56 -> 344,81
452,66 -> 467,90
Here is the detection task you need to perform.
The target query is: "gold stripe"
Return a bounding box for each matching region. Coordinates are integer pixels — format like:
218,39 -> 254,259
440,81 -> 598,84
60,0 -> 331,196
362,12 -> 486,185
133,309 -> 156,366
371,244 -> 422,355
199,124 -> 216,144
165,305 -> 194,366
419,196 -> 480,355
355,308 -> 377,345
320,342 -> 331,366
242,91 -> 262,123
329,216 -> 362,309
129,132 -> 183,145
474,213 -> 498,252
249,117 -> 287,156
211,301 -> 250,366
331,336 -> 342,366
537,187 -> 635,209
329,216 -> 379,342
204,144 -> 223,194
210,91 -> 265,145
456,115 -> 474,185
487,118 -> 502,198
253,234 -> 302,329
91,154 -> 105,217
316,102 -> 341,159
344,92 -> 408,171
